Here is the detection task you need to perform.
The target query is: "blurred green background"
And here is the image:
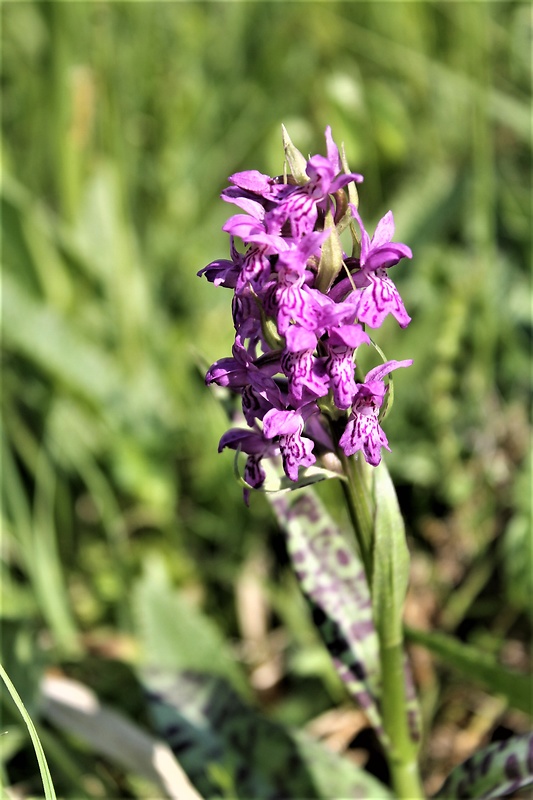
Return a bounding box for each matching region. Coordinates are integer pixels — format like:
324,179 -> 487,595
1,1 -> 531,796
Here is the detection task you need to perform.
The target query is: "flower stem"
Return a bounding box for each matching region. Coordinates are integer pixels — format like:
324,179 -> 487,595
335,439 -> 425,799
338,452 -> 374,584
380,637 -> 425,799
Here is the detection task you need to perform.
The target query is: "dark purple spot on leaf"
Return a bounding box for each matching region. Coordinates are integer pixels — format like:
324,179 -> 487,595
480,751 -> 492,775
311,605 -> 327,626
505,753 -> 522,783
336,547 -> 349,566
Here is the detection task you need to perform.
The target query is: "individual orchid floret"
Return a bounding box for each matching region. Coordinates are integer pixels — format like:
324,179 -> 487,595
264,231 -> 329,335
339,360 -> 413,466
329,208 -> 412,328
281,326 -> 329,403
324,324 -> 370,410
262,406 -> 316,481
218,426 -> 279,503
351,207 -> 412,329
206,336 -> 281,425
197,236 -> 241,289
271,126 -> 363,239
231,284 -> 265,342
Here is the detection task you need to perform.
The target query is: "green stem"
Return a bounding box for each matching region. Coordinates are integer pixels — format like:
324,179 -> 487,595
329,420 -> 374,583
380,638 -> 425,799
335,437 -> 425,799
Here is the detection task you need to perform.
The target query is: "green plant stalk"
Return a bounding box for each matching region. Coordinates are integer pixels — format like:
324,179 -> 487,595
335,447 -> 374,586
339,453 -> 425,799
380,629 -> 425,799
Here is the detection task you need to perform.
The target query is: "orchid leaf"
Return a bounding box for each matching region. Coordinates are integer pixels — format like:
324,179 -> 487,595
142,669 -> 392,800
371,461 -> 422,744
41,674 -> 201,800
372,461 -> 410,648
434,732 -> 533,799
269,488 -> 385,743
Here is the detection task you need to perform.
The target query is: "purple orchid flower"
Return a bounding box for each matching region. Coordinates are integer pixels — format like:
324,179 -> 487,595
218,426 -> 279,503
263,230 -> 330,335
324,324 -> 370,410
262,406 -> 316,481
269,127 -> 363,240
329,208 -> 412,328
339,360 -> 412,465
351,207 -> 412,329
200,125 -> 414,495
281,325 -> 329,404
206,336 -> 282,425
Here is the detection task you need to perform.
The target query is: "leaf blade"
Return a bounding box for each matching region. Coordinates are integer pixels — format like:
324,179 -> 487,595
434,732 -> 533,799
269,489 -> 385,741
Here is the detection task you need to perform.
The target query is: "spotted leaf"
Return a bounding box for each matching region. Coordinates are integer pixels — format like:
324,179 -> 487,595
434,733 -> 533,799
269,489 -> 385,743
143,669 -> 392,800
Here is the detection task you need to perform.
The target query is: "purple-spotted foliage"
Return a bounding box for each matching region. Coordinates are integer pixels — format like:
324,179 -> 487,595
199,127 -> 412,497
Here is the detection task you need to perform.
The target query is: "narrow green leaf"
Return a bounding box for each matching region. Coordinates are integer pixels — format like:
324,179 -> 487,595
1,437 -> 80,655
405,627 -> 532,715
434,732 -> 533,799
371,461 -> 422,745
2,271 -> 119,408
269,488 -> 385,742
371,461 -> 410,648
0,662 -> 57,800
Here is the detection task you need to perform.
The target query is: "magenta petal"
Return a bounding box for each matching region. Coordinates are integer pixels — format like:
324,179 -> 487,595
282,350 -> 329,402
285,325 -> 317,353
223,214 -> 264,238
229,170 -> 272,194
279,431 -> 316,481
328,324 -> 369,349
339,413 -> 390,466
365,244 -> 413,271
326,352 -> 356,410
244,454 -> 266,490
355,271 -> 411,328
262,408 -> 301,439
219,428 -> 269,455
197,259 -> 239,289
325,125 -> 341,174
365,359 -> 413,384
221,193 -> 266,219
371,210 -> 395,248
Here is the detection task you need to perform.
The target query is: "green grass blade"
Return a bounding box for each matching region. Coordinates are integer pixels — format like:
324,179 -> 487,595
405,627 -> 531,715
0,662 -> 57,800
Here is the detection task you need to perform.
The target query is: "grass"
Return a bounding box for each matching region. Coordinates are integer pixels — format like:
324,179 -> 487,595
1,1 -> 531,797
